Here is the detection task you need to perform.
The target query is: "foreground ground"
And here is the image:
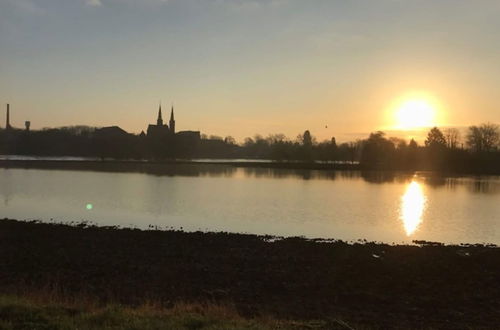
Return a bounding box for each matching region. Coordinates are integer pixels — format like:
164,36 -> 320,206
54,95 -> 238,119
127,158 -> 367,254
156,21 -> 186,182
0,219 -> 499,329
1,295 -> 328,330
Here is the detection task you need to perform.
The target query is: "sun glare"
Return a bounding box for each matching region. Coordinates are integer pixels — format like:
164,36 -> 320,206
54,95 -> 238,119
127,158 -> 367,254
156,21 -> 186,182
395,98 -> 436,130
400,181 -> 426,236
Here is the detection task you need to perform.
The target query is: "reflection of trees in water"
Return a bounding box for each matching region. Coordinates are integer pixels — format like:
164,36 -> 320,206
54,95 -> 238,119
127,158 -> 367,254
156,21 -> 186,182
468,177 -> 500,194
2,161 -> 499,194
360,171 -> 412,184
139,164 -> 237,177
242,168 -> 337,181
361,171 -> 396,184
419,174 -> 500,195
444,178 -> 458,191
0,169 -> 12,206
339,171 -> 361,181
422,175 -> 447,188
85,163 -> 239,178
244,169 -> 419,184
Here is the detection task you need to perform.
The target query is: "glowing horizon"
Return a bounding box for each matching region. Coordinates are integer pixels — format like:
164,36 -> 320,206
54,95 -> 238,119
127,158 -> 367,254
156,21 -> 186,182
1,1 -> 499,142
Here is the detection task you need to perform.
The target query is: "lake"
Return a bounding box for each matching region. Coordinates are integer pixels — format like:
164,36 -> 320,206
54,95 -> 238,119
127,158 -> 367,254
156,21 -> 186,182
0,165 -> 499,245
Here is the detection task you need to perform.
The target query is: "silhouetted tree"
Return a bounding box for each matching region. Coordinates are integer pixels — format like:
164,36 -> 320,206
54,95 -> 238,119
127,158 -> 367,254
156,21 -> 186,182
297,130 -> 314,161
224,136 -> 236,145
302,130 -> 312,147
466,123 -> 499,152
424,127 -> 448,170
360,131 -> 395,169
444,128 -> 461,149
425,127 -> 447,149
406,139 -> 419,169
2,123 -> 500,173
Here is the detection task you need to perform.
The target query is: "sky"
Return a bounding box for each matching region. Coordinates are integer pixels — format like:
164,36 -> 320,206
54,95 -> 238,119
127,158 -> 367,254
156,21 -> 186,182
1,0 -> 499,143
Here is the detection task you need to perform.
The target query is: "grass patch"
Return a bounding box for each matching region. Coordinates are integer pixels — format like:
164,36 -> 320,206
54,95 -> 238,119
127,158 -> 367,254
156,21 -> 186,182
0,295 -> 341,330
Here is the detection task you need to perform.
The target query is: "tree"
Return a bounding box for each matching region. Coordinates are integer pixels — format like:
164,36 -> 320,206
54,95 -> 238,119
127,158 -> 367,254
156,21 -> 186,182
405,138 -> 419,169
243,137 -> 254,147
267,134 -> 290,161
209,135 -> 223,141
424,127 -> 448,169
224,136 -> 236,145
302,130 -> 312,147
443,128 -> 461,149
466,123 -> 500,152
425,127 -> 446,149
331,137 -> 337,149
360,131 -> 396,168
390,137 -> 407,149
296,130 -> 314,161
266,134 -> 287,145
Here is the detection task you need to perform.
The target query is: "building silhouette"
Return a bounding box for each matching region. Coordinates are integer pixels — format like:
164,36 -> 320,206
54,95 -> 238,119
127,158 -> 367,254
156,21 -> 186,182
169,105 -> 175,134
145,103 -> 199,141
147,103 -> 175,138
0,102 -> 200,159
4,104 -> 30,132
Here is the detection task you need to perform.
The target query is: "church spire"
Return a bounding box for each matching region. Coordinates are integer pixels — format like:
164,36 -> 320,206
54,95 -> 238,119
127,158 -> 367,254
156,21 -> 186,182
169,104 -> 175,134
157,102 -> 163,126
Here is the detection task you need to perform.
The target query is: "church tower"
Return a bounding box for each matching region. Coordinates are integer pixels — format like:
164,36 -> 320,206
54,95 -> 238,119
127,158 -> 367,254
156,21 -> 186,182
169,105 -> 175,134
157,103 -> 163,126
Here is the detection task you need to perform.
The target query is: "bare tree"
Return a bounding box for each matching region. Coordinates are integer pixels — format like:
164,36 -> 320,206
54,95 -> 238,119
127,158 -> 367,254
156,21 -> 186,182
390,137 -> 407,149
266,134 -> 287,144
443,128 -> 461,149
466,123 -> 500,152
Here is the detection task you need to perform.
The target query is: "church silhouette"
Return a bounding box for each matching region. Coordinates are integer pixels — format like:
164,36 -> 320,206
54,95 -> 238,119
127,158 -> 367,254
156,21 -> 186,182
141,103 -> 200,143
146,103 -> 175,138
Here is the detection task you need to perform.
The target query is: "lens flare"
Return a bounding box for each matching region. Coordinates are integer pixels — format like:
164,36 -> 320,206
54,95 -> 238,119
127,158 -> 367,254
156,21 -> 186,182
86,203 -> 93,210
400,181 -> 426,236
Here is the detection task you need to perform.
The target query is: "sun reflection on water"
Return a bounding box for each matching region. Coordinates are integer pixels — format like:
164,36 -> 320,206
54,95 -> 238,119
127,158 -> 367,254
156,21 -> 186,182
400,181 -> 426,236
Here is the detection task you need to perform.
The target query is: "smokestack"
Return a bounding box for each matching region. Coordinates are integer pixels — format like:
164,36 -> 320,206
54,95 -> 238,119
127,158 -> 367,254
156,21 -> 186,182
6,104 -> 10,130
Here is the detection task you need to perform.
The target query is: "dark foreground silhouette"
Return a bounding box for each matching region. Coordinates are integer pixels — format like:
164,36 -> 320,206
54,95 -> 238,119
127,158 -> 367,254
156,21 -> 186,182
1,124 -> 499,174
0,219 -> 498,329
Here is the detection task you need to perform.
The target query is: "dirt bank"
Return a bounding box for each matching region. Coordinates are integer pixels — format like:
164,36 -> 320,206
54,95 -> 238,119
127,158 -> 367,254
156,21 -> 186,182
0,219 -> 498,329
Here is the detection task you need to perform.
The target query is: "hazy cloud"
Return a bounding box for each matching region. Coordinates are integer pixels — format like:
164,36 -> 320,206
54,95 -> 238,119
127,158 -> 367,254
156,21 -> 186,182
212,0 -> 289,11
86,0 -> 102,6
78,0 -> 286,9
3,0 -> 45,14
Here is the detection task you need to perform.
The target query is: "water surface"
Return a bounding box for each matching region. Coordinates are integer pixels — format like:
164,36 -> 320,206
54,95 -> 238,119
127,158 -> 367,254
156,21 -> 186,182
0,166 -> 498,244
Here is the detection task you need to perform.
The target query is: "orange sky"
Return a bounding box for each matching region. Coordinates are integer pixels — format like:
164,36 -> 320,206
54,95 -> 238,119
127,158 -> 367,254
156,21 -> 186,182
1,0 -> 499,143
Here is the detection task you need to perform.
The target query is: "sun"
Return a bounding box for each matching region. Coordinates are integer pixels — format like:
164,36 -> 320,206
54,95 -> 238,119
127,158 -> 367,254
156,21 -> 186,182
395,99 -> 436,130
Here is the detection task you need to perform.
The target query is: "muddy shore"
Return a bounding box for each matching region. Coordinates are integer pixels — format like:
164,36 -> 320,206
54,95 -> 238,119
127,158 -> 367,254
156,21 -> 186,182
0,219 -> 499,329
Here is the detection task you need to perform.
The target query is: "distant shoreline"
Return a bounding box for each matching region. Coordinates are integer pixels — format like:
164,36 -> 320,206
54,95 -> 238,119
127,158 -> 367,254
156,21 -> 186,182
0,158 -> 361,173
1,158 -> 500,175
0,218 -> 499,329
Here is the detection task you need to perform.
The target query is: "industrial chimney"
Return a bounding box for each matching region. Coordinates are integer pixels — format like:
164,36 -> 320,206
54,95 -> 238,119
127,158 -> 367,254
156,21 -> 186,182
6,104 -> 11,130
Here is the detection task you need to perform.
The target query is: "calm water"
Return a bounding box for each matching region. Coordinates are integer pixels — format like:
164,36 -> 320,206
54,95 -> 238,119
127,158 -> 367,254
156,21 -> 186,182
0,166 -> 499,245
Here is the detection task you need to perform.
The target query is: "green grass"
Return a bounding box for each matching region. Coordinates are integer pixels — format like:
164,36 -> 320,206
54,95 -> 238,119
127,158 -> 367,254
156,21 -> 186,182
0,295 -> 340,330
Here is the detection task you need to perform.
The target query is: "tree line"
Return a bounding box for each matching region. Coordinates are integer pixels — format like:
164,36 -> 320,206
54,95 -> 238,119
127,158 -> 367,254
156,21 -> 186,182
0,123 -> 499,173
358,123 -> 499,173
